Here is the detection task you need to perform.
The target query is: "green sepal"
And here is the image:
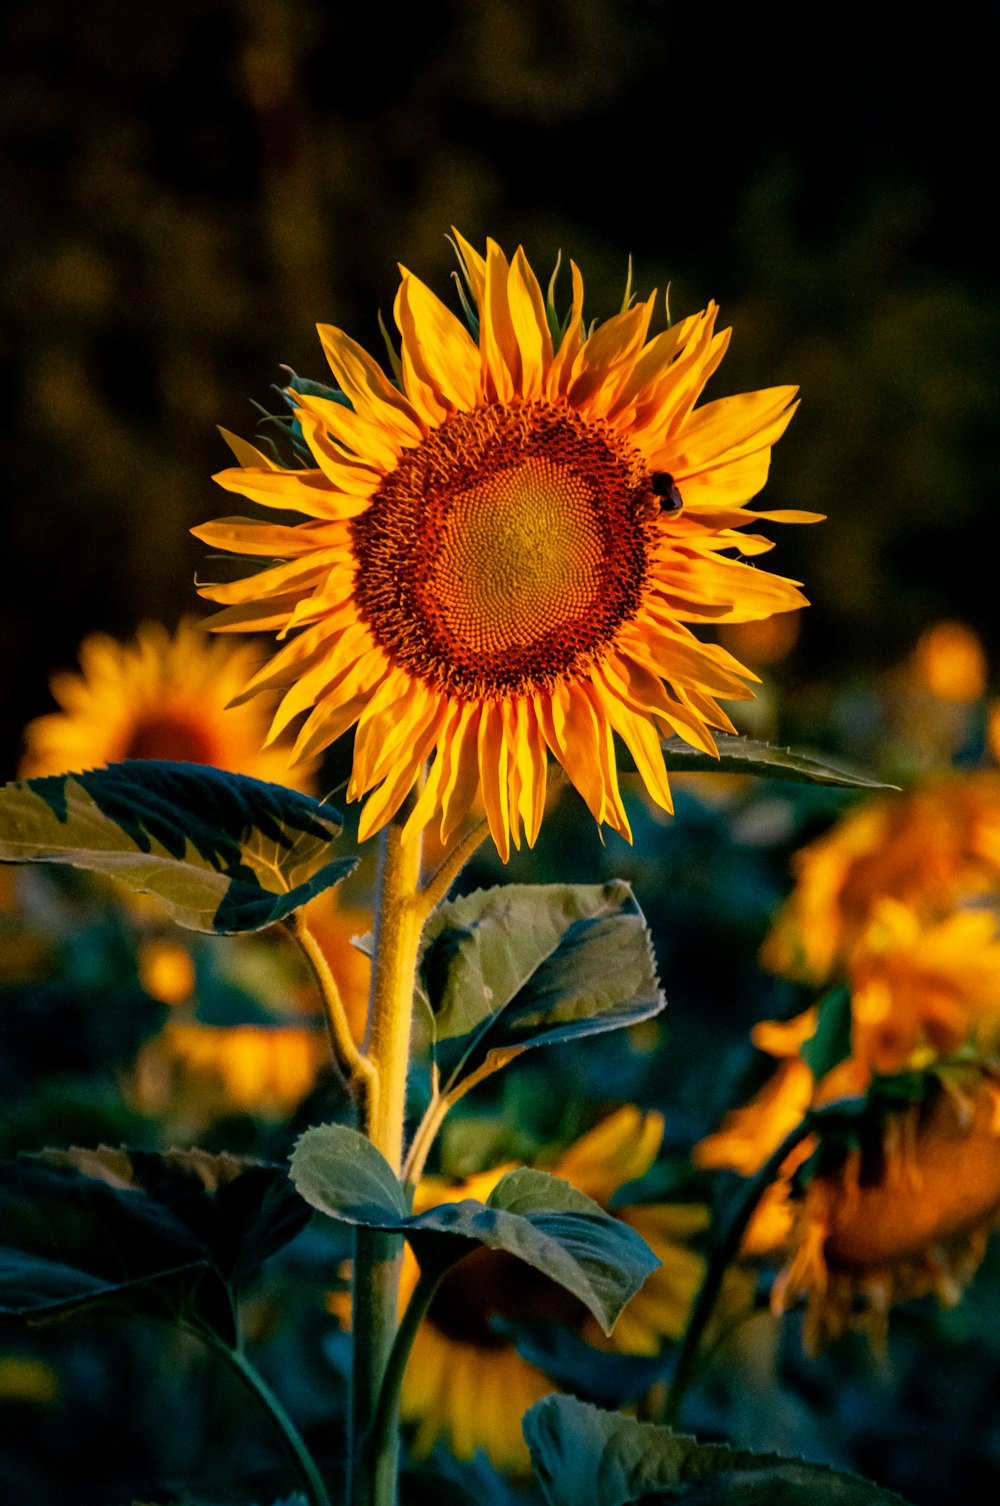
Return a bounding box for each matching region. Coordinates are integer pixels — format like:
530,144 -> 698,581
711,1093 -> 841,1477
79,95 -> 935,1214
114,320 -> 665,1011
657,734 -> 896,790
799,985 -> 853,1079
0,1146 -> 311,1346
523,1395 -> 914,1505
290,1128 -> 658,1336
418,880 -> 664,1095
0,761 -> 356,934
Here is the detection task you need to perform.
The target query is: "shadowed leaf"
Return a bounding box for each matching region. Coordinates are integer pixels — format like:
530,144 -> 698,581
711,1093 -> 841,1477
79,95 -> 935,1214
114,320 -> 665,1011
0,1147 -> 310,1346
523,1396 -> 913,1505
418,881 -> 664,1096
658,734 -> 895,790
0,761 -> 356,933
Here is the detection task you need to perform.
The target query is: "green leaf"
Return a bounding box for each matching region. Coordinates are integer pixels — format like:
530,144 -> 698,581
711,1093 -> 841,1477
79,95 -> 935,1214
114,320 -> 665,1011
289,1124 -> 410,1223
419,881 -> 664,1094
523,1396 -> 913,1506
0,1146 -> 311,1345
0,761 -> 356,933
290,1136 -> 658,1337
799,985 -> 853,1079
658,734 -> 895,790
494,1319 -> 670,1407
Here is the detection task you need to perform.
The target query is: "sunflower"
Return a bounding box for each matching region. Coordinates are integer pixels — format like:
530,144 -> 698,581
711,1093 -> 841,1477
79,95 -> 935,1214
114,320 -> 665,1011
133,1019 -> 329,1127
392,1106 -> 706,1472
772,1070 -> 1000,1352
20,617 -> 313,788
194,234 -> 814,859
760,776 -> 1000,986
848,897 -> 1000,1075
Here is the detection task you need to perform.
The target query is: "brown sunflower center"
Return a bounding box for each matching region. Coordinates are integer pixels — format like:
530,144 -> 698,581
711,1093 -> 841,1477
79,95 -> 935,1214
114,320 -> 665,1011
351,402 -> 654,697
123,714 -> 217,765
426,1245 -> 587,1349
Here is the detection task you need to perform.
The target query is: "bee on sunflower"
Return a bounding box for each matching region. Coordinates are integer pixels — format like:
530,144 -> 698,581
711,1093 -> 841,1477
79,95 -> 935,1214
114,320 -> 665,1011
194,233 -> 817,860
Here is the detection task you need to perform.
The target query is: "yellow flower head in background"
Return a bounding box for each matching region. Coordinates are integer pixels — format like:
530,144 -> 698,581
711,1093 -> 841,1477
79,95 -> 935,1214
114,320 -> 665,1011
761,776 -> 1000,985
389,1106 -> 706,1472
848,897 -> 1000,1075
772,1071 -> 1000,1353
20,618 -> 314,789
912,620 -> 987,704
195,233 -> 815,858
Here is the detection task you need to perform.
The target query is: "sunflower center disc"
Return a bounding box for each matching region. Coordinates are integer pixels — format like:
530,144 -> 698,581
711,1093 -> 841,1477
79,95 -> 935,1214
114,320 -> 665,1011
351,402 -> 653,697
123,714 -> 217,764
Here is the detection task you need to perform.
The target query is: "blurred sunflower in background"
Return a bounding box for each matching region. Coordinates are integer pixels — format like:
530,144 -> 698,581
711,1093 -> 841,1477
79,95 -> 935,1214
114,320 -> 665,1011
772,1067 -> 1000,1352
761,775 -> 1000,985
19,617 -> 314,789
698,779 -> 1000,1353
195,233 -> 817,859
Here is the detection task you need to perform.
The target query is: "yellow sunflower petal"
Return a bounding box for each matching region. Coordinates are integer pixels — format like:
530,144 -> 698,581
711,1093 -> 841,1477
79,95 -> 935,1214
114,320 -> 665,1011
196,234 -> 810,856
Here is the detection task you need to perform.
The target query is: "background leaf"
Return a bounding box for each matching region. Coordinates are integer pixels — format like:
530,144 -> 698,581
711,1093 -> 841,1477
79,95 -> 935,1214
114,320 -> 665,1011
0,1146 -> 310,1345
658,734 -> 895,790
418,881 -> 664,1095
0,761 -> 356,933
523,1396 -> 913,1506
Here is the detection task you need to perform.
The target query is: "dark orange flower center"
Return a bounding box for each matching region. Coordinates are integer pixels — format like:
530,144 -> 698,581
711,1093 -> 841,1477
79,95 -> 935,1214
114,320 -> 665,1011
123,714 -> 217,765
825,1086 -> 1000,1270
427,1245 -> 586,1348
351,401 -> 656,697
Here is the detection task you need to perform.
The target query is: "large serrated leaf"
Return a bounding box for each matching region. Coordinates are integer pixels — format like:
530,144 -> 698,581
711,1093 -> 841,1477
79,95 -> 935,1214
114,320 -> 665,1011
0,761 -> 356,933
290,1133 -> 658,1336
658,734 -> 894,790
0,1146 -> 310,1345
523,1396 -> 913,1506
418,881 -> 664,1095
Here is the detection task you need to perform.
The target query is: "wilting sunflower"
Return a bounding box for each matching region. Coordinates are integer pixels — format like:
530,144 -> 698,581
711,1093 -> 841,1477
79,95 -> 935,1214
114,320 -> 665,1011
20,618 -> 313,788
848,896 -> 1000,1075
772,1069 -> 1000,1352
389,1106 -> 705,1471
195,233 -> 814,859
761,775 -> 1000,985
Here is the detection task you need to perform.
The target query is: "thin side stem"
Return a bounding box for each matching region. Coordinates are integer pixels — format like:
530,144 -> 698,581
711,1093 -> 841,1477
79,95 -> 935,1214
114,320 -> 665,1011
366,1267 -> 444,1504
663,1117 -> 816,1427
401,1088 -> 449,1190
415,818 -> 490,921
284,910 -> 379,1120
196,1325 -> 331,1506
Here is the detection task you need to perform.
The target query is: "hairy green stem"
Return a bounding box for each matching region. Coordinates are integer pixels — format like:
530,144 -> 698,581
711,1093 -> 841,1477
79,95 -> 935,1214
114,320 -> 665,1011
664,1117 -> 816,1426
366,1267 -> 444,1503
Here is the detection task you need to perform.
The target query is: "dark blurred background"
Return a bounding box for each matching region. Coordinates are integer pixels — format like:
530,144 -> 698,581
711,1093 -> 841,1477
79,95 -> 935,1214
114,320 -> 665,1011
2,0 -> 997,778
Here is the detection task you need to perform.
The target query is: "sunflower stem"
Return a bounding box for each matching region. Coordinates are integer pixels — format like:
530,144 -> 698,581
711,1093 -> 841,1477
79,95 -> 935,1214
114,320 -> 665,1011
366,1267 -> 444,1502
416,817 -> 490,921
194,1325 -> 331,1506
663,1117 -> 815,1426
283,910 -> 378,1119
401,1088 -> 450,1190
349,803 -> 424,1506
